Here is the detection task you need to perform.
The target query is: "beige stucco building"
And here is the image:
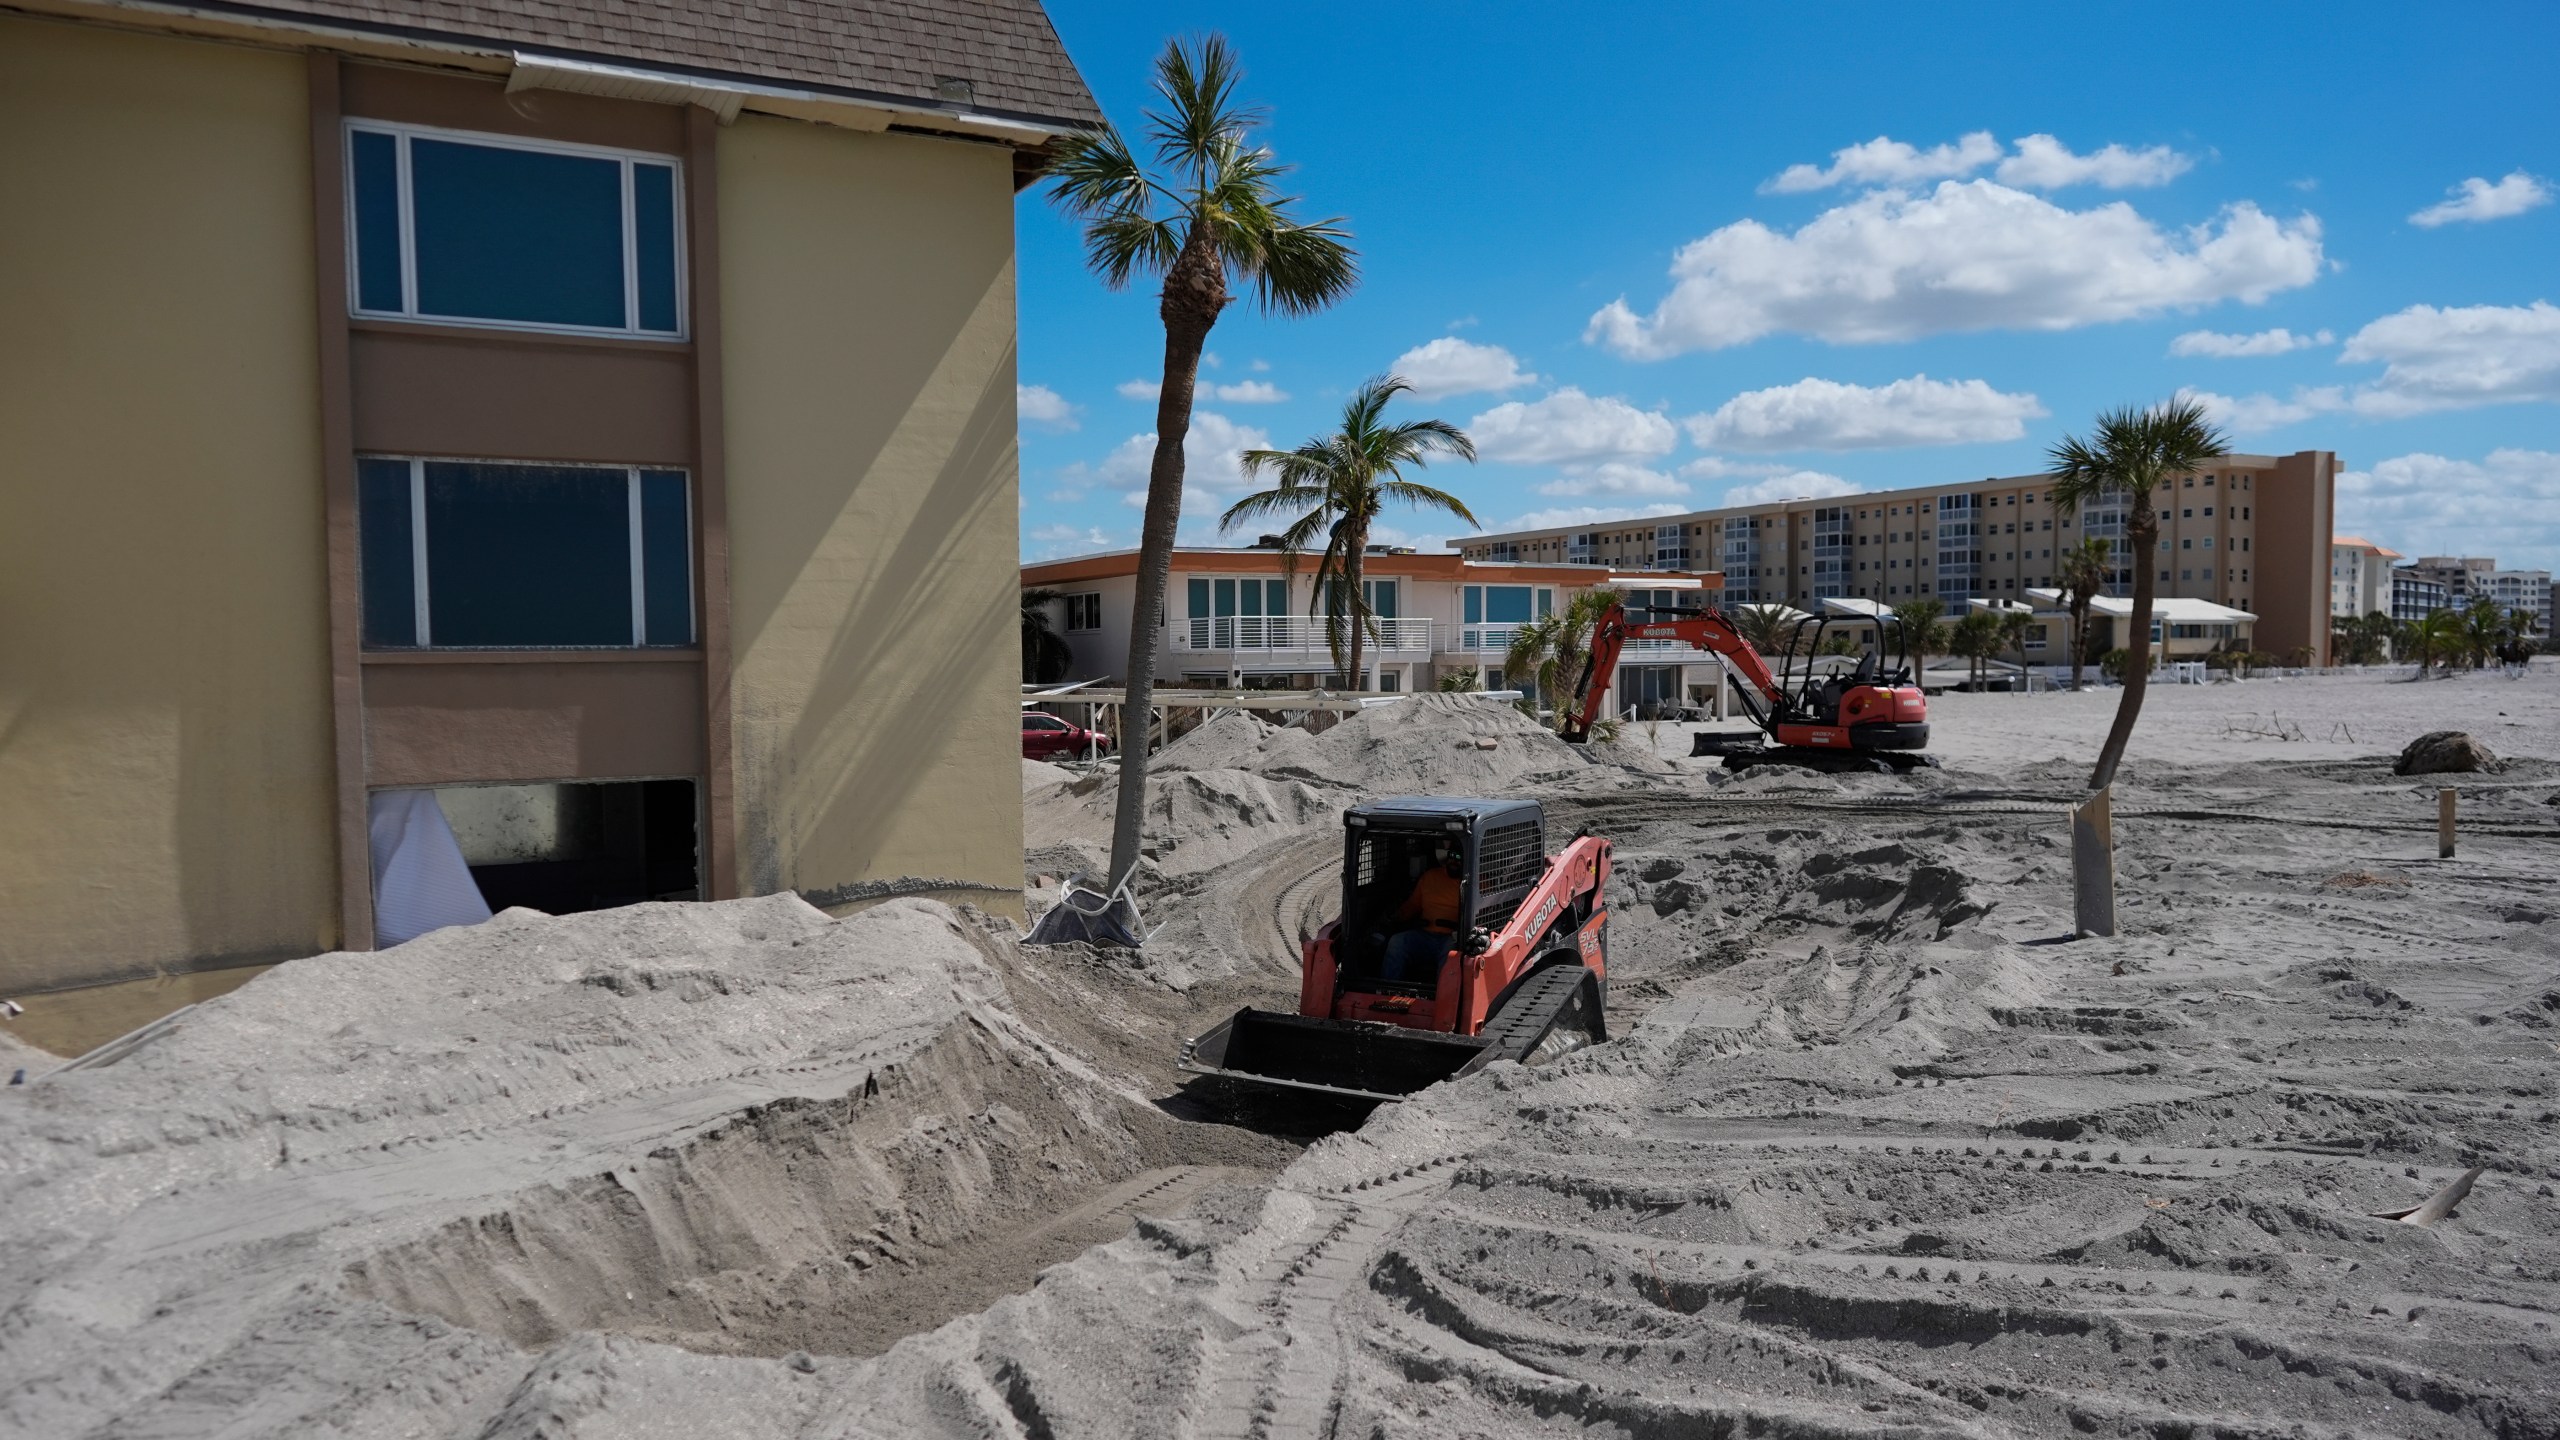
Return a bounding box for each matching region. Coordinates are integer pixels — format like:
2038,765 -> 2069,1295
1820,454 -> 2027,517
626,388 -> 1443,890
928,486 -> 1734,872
1,0 -> 1094,993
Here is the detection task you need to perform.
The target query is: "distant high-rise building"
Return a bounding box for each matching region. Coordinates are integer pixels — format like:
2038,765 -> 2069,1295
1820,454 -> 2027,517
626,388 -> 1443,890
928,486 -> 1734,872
1455,450 -> 2341,663
2330,537 -> 2400,618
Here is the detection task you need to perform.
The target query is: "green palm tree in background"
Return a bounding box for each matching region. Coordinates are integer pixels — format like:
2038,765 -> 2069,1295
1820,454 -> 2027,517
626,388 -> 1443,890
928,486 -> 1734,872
1891,598 -> 1948,685
1045,34 -> 1358,888
1219,375 -> 1477,689
1949,610 -> 2002,689
2055,536 -> 2114,690
1504,589 -> 1616,732
2046,399 -> 2232,791
1020,587 -> 1073,684
1727,602 -> 1798,656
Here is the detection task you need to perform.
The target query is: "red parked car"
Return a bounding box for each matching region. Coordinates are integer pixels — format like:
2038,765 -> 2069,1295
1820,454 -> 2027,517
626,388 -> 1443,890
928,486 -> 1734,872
1022,710 -> 1111,760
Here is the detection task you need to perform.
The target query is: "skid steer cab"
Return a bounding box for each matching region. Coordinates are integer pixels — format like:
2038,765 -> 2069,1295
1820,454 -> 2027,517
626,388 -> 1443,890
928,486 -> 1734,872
1179,798 -> 1611,1104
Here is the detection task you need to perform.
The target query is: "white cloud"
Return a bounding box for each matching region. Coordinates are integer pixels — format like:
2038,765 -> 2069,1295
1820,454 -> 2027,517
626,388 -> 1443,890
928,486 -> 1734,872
1114,376 -> 1285,405
1016,383 -> 1077,431
1500,503 -> 1688,531
2337,300 -> 2560,416
2409,170 -> 2552,228
1719,471 -> 1859,507
1995,134 -> 2192,190
1683,374 -> 2044,451
1060,410 -> 1274,516
2337,450 -> 2560,570
1024,521 -> 1118,558
2168,327 -> 2333,357
1767,132 -> 2191,194
2180,301 -> 2560,427
1588,181 -> 2324,357
1468,387 -> 1678,465
1765,131 -> 2002,193
1534,462 -> 1688,498
2183,386 -> 2343,433
1249,358 -> 1272,372
1678,456 -> 1796,481
1391,337 -> 1540,399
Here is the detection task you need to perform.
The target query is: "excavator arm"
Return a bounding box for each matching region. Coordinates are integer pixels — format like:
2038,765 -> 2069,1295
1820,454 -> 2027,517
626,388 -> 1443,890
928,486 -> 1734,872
1559,601 -> 1788,743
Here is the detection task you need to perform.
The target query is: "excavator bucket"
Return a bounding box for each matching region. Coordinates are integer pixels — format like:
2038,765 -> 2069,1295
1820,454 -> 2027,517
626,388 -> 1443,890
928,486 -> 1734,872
1180,965 -> 1605,1106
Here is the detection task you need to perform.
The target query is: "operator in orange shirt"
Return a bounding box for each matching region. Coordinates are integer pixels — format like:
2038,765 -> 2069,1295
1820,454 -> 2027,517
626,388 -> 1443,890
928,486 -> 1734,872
1382,842 -> 1464,984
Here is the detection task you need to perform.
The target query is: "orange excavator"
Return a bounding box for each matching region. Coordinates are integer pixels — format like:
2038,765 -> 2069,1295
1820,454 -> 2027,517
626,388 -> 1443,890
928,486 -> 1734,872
1562,600 -> 1938,773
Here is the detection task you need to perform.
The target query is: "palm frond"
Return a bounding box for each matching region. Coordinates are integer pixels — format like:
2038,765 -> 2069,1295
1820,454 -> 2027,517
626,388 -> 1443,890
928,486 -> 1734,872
1043,126 -> 1157,218
1240,218 -> 1359,316
1081,212 -> 1182,290
1146,34 -> 1263,181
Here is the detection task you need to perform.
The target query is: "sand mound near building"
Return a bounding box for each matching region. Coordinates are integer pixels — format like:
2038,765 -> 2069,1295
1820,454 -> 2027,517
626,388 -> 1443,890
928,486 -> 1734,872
0,895 -> 1223,1436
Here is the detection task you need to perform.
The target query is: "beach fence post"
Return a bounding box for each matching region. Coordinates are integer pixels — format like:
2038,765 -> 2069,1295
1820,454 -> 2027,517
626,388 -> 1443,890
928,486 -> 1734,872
2072,786 -> 2116,938
2438,788 -> 2456,859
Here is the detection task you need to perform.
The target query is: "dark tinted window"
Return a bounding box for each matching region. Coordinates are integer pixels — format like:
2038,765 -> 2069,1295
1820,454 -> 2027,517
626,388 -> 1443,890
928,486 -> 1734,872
633,163 -> 679,334
639,470 -> 693,644
350,130 -> 404,313
357,458 -> 415,646
424,463 -> 631,646
411,138 -> 625,329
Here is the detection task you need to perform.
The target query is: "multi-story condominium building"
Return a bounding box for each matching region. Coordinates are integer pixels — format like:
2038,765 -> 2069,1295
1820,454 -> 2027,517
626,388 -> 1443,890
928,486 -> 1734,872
1456,450 -> 2341,664
2,0 -> 1097,992
2391,570 -> 2452,622
2331,537 -> 2402,618
1021,548 -> 1725,715
2484,569 -> 2552,632
2403,556 -> 2550,631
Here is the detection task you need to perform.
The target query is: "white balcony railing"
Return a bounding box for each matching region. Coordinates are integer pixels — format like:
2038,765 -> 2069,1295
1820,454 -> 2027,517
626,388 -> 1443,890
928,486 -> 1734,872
1178,615 -> 1433,653
1449,626 -> 1714,658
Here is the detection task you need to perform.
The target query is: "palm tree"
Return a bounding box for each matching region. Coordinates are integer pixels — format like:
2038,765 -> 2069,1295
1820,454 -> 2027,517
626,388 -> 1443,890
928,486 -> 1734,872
1219,375 -> 1477,689
1045,35 -> 1357,888
2055,537 -> 2113,690
2046,399 -> 2231,790
2459,597 -> 2506,670
2409,609 -> 2464,676
1020,587 -> 1073,684
2361,609 -> 2399,664
1949,610 -> 2002,688
1504,589 -> 1615,731
1891,598 -> 1948,686
1727,602 -> 1798,656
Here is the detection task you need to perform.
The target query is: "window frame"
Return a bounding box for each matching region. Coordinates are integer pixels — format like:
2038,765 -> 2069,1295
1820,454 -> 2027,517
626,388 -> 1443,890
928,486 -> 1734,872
362,455 -> 696,650
344,119 -> 689,342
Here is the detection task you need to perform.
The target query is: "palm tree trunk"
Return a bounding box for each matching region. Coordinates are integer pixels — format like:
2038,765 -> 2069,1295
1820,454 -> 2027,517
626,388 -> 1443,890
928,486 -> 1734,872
1106,241 -> 1225,891
2089,513 -> 2156,790
1341,525 -> 1368,692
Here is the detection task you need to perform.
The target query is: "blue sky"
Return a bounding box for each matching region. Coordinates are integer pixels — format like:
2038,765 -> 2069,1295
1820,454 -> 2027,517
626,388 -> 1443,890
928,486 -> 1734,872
1016,4 -> 2559,572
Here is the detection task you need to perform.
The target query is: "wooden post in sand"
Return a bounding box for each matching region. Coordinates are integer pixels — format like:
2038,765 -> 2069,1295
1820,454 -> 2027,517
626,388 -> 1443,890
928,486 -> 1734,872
2438,788 -> 2457,859
2072,787 -> 2116,938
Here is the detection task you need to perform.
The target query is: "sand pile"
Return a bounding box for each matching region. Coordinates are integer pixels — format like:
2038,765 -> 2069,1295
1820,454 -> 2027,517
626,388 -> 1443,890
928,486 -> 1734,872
0,896 -> 1229,1437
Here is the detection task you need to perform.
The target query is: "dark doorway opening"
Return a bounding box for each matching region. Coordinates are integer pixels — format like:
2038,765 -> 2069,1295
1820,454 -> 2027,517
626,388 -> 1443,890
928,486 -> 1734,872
440,778 -> 698,917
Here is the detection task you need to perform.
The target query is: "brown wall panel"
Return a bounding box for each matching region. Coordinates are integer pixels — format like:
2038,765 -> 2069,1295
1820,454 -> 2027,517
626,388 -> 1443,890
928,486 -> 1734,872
364,659 -> 704,787
350,326 -> 694,463
342,61 -> 686,154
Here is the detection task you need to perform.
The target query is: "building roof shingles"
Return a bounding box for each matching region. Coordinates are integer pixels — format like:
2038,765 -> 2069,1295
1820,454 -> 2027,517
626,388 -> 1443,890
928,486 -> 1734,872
202,0 -> 1101,127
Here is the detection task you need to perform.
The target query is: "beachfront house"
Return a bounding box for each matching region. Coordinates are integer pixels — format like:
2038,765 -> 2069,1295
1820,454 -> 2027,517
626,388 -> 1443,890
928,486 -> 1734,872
1,0 -> 1098,993
1022,548 -> 1727,718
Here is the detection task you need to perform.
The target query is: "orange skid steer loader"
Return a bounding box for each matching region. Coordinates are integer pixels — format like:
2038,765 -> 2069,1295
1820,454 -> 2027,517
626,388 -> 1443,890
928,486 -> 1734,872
1180,798 -> 1612,1104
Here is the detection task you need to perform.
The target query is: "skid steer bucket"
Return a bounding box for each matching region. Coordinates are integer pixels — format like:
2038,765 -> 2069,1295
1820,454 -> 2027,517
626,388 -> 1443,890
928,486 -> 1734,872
1179,966 -> 1605,1105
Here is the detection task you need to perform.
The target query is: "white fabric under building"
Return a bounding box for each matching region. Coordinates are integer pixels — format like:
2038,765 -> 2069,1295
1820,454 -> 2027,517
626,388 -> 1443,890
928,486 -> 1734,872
368,789 -> 494,948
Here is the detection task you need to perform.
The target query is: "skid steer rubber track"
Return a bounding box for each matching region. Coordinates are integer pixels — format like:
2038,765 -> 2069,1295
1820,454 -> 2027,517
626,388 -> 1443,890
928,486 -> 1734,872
1455,963 -> 1605,1079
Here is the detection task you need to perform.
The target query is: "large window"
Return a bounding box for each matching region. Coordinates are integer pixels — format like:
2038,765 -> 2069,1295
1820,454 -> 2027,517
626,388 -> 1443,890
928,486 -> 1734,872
348,122 -> 684,338
1461,584 -> 1554,649
360,458 -> 694,649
